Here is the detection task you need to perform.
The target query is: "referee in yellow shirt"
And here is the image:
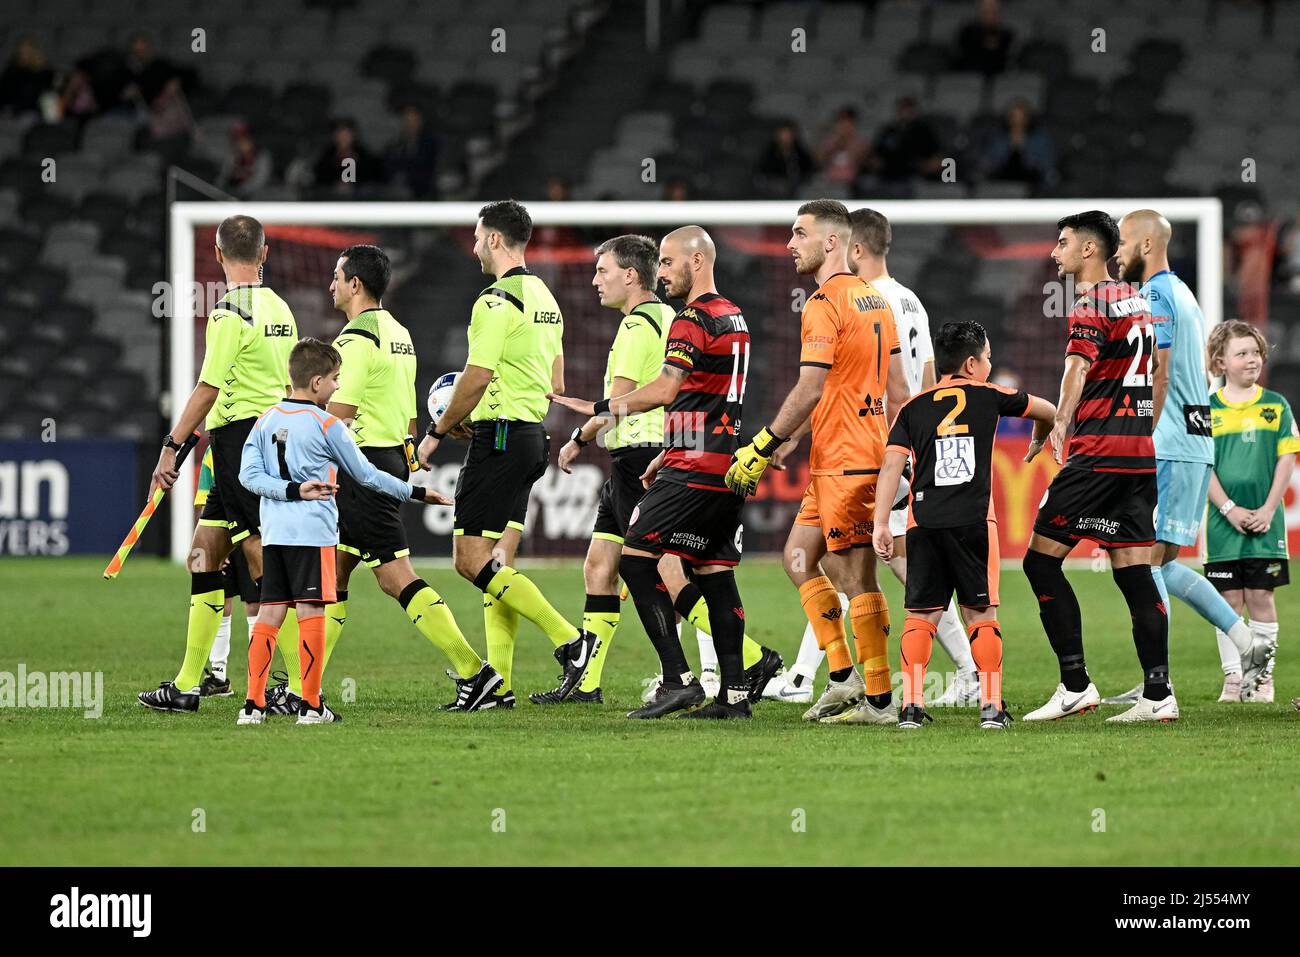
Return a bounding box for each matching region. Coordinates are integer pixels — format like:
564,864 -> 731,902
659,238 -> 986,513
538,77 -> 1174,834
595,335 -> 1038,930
418,200 -> 595,706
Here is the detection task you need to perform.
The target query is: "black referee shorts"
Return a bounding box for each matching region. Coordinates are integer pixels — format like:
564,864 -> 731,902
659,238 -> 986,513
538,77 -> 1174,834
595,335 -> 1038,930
1032,466 -> 1156,550
454,421 -> 549,539
199,418 -> 262,545
336,445 -> 411,567
591,446 -> 662,544
222,548 -> 260,604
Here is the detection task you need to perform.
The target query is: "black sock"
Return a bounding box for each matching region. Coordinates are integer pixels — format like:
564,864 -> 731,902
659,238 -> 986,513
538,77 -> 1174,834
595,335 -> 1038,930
1023,549 -> 1089,692
1113,564 -> 1171,701
619,554 -> 689,681
830,667 -> 853,683
696,571 -> 746,701
867,692 -> 892,708
673,582 -> 703,620
584,593 -> 621,614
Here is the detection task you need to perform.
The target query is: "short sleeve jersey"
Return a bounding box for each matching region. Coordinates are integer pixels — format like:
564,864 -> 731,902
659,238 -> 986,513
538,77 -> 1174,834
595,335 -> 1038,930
1144,270 -> 1214,464
330,308 -> 418,448
465,266 -> 563,423
1206,386 -> 1300,562
887,374 -> 1032,528
198,285 -> 298,430
873,276 -> 933,395
1062,279 -> 1155,473
799,273 -> 901,475
660,293 -> 749,490
604,299 -> 674,451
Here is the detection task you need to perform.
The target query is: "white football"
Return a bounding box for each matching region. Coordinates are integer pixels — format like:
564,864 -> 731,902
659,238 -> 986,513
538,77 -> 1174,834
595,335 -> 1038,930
427,371 -> 459,423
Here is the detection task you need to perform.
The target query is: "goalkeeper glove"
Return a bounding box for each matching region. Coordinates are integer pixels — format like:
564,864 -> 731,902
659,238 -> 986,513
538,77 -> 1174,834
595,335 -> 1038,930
725,426 -> 785,496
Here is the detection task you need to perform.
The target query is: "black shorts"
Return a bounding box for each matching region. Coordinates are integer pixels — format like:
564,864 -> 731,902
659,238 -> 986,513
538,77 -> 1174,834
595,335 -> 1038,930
454,421 -> 549,539
337,445 -> 410,567
905,521 -> 1000,611
1033,466 -> 1156,550
592,446 -> 662,544
624,477 -> 744,566
260,544 -> 338,605
199,418 -> 263,544
1204,559 -> 1290,592
222,548 -> 260,604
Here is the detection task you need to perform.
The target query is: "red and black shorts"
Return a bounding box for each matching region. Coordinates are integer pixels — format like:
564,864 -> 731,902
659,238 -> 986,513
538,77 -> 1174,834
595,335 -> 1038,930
259,544 -> 338,605
905,521 -> 1000,611
1032,466 -> 1156,550
624,477 -> 744,566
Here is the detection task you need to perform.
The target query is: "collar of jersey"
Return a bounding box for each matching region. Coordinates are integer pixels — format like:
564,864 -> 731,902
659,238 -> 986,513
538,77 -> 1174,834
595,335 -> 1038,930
1217,385 -> 1263,409
283,397 -> 318,406
500,266 -> 530,278
1146,270 -> 1173,281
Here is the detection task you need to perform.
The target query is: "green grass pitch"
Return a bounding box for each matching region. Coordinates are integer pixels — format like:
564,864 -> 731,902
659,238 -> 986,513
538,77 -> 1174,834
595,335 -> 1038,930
2,556 -> 1297,866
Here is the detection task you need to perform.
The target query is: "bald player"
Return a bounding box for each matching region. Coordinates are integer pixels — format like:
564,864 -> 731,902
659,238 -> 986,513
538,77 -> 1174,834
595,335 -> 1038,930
550,226 -> 762,719
1105,209 -> 1273,705
727,200 -> 911,726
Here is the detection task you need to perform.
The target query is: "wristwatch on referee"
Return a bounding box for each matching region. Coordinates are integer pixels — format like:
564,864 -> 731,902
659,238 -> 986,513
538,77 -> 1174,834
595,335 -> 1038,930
162,434 -> 185,453
570,427 -> 589,448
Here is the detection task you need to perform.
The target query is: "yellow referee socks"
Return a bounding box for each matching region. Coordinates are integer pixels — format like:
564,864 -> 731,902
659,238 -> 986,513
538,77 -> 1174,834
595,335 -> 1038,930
399,579 -> 481,679
579,594 -> 621,692
173,571 -> 226,691
321,591 -> 348,673
275,611 -> 302,696
474,561 -> 576,647
484,591 -> 519,691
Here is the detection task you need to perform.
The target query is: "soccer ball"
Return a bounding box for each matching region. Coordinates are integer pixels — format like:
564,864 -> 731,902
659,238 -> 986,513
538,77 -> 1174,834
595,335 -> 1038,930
427,371 -> 459,423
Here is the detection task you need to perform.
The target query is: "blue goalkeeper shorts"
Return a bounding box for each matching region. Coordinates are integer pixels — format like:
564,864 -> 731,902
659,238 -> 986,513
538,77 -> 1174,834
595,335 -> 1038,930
1155,458 -> 1212,546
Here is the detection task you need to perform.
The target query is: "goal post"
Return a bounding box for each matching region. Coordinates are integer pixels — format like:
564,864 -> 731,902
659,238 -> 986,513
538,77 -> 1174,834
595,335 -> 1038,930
167,198 -> 1224,564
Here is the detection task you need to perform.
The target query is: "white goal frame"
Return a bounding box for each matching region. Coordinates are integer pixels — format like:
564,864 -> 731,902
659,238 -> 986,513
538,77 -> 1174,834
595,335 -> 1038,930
167,198 -> 1223,563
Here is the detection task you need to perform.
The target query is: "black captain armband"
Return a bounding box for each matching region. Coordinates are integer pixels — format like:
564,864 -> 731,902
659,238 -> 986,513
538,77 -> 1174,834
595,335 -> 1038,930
410,486 -> 428,502
593,398 -> 612,417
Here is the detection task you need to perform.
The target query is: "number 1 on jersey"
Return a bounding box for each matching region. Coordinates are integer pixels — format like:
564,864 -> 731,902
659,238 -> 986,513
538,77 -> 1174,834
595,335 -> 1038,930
727,341 -> 750,402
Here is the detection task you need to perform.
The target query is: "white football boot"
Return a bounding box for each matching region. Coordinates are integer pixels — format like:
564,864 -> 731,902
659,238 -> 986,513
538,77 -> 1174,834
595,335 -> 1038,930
763,669 -> 814,704
1217,672 -> 1242,703
1022,682 -> 1101,721
802,669 -> 865,721
819,696 -> 899,725
1105,693 -> 1178,723
932,670 -> 980,707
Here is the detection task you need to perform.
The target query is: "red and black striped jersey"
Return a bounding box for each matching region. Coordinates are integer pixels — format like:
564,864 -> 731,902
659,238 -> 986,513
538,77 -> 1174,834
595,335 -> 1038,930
660,293 -> 750,490
1063,279 -> 1156,473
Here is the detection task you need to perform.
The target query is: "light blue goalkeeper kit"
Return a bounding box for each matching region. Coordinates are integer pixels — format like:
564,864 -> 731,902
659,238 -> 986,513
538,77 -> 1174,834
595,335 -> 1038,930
239,398 -> 419,547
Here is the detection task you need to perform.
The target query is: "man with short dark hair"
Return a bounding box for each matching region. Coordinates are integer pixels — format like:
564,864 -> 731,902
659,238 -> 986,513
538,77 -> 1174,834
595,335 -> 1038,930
280,243 -> 503,714
139,214 -> 299,713
418,200 -> 597,706
1023,210 -> 1176,723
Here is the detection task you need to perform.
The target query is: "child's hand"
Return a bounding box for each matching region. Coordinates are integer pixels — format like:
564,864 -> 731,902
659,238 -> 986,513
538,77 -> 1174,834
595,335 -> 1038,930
1241,508 -> 1271,534
1225,505 -> 1253,534
422,490 -> 454,507
299,480 -> 338,500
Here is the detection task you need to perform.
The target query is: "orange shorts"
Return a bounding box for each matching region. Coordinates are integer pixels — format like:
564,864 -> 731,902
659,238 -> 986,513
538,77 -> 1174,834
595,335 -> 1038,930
794,473 -> 878,551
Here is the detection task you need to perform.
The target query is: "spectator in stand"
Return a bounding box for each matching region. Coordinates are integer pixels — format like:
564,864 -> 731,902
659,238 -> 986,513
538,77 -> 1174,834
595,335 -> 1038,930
816,107 -> 871,186
874,96 -> 943,182
955,0 -> 1016,76
981,99 -> 1058,193
0,36 -> 56,117
664,177 -> 689,201
385,104 -> 438,199
147,75 -> 196,161
217,121 -> 273,197
79,32 -> 187,116
58,68 -> 99,121
756,120 -> 815,198
313,118 -> 381,197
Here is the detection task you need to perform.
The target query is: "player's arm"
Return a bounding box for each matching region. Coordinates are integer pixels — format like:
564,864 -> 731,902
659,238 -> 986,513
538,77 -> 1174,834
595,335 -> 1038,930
1049,354 -> 1090,465
726,367 -> 825,495
560,375 -> 638,473
1151,342 -> 1168,428
328,419 -> 450,505
237,422 -> 334,501
552,354 -> 564,394
872,447 -> 909,561
769,364 -> 828,438
771,414 -> 812,471
885,350 -> 911,426
1021,395 -> 1059,462
921,360 -> 936,390
151,382 -> 220,493
549,364 -> 687,419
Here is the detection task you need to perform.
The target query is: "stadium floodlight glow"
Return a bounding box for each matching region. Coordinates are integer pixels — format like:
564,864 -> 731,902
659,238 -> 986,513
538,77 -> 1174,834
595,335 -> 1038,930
168,198 -> 1223,564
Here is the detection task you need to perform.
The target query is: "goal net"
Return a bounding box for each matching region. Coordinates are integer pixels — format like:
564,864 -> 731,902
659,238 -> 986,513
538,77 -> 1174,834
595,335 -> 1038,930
167,199 -> 1223,565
